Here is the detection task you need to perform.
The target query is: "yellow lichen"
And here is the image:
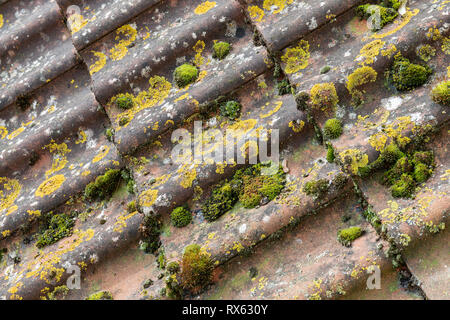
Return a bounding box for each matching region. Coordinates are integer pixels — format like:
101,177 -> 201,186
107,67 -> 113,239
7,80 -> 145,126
44,141 -> 71,178
113,210 -> 138,233
193,40 -> 206,67
346,66 -> 377,102
262,0 -> 293,14
248,6 -> 265,22
0,126 -> 8,139
89,51 -> 107,75
357,40 -> 385,66
92,145 -> 110,163
35,175 -> 66,198
68,14 -> 87,34
289,120 -> 305,133
0,177 -> 21,216
260,101 -> 282,118
194,1 -> 217,15
139,189 -> 158,207
110,24 -> 137,61
339,149 -> 369,175
369,9 -> 419,40
281,40 -> 310,74
0,14 -> 4,29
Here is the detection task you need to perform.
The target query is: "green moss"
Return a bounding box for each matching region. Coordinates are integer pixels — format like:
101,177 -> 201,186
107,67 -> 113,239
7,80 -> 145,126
202,182 -> 238,222
86,291 -> 113,300
326,143 -> 335,163
16,94 -> 32,111
417,45 -> 436,62
295,92 -> 310,111
389,54 -> 432,91
413,163 -> 432,183
310,82 -> 339,112
371,143 -> 405,171
323,118 -> 343,140
45,285 -> 69,300
276,80 -> 291,95
382,156 -> 413,185
115,93 -> 134,110
167,261 -> 180,274
119,116 -> 130,126
84,169 -> 121,201
356,4 -> 398,31
240,176 -> 263,209
139,215 -> 162,254
36,212 -> 75,248
382,0 -> 402,10
174,64 -> 198,88
105,128 -> 114,142
180,244 -> 213,293
127,200 -> 136,213
412,151 -> 434,167
171,206 -> 192,228
337,226 -> 363,246
430,80 -> 450,106
158,250 -> 166,269
213,41 -> 231,60
220,101 -> 241,120
303,179 -> 329,199
320,66 -> 331,74
391,173 -> 415,198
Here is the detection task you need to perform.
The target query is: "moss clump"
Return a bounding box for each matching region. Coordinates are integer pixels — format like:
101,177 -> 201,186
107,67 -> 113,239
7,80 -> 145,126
86,291 -> 113,300
237,163 -> 286,209
417,45 -> 436,62
220,100 -> 241,120
323,118 -> 343,140
213,41 -> 231,60
320,66 -> 331,74
119,116 -> 130,126
127,200 -> 136,213
337,227 -> 363,246
105,128 -> 114,142
412,151 -> 434,167
326,143 -> 335,163
180,244 -> 213,293
430,80 -> 450,106
355,4 -> 398,31
382,156 -> 413,185
202,163 -> 285,220
303,179 -> 329,199
174,64 -> 198,88
389,54 -> 432,91
382,0 -> 402,10
413,163 -> 432,183
391,173 -> 415,198
16,94 -> 32,111
277,80 -> 291,95
45,285 -> 69,300
84,169 -> 121,201
370,143 -> 405,171
36,212 -> 76,248
139,215 -> 162,254
310,82 -> 339,112
346,66 -> 377,105
167,261 -> 180,274
171,206 -> 192,228
202,182 -> 238,222
295,92 -> 310,111
115,93 -> 134,110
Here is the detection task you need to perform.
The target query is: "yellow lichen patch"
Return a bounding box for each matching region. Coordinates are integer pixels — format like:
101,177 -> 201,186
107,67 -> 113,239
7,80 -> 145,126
357,40 -> 385,66
339,149 -> 369,175
0,177 -> 21,216
8,281 -> 24,300
139,189 -> 158,207
289,120 -> 305,133
6,120 -> 33,140
346,66 -> 377,101
442,37 -> 450,55
260,101 -> 282,119
22,228 -> 94,284
281,40 -> 310,74
369,132 -> 388,151
381,44 -> 397,58
27,210 -> 41,219
194,1 -> 217,15
228,119 -> 258,138
174,92 -> 190,103
0,14 -> 4,29
0,126 -> 7,139
193,40 -> 206,67
113,210 -> 138,233
35,175 -> 66,198
178,164 -> 197,189
110,24 -> 137,61
262,0 -> 293,14
75,130 -> 87,144
68,14 -> 87,34
114,75 -> 172,129
92,145 -> 110,163
44,140 -> 72,178
89,51 -> 107,75
81,170 -> 91,177
369,9 -> 419,40
248,6 -> 265,22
